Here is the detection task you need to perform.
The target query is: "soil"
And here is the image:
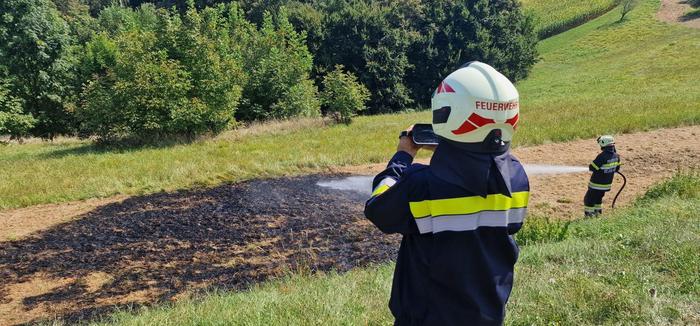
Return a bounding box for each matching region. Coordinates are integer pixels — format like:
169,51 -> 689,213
0,125 -> 699,325
657,0 -> 700,28
0,176 -> 398,325
334,125 -> 700,219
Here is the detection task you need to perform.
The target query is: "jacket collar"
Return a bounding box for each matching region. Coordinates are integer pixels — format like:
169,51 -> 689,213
429,140 -> 513,197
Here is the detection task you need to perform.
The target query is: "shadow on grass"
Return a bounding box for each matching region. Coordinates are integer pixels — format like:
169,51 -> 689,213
36,136 -> 205,159
0,175 -> 397,325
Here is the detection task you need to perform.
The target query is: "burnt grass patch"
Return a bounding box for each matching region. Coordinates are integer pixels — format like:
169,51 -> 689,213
0,175 -> 399,324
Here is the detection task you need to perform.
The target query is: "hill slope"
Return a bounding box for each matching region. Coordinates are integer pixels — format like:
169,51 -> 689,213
96,172 -> 700,325
1,0 -> 699,209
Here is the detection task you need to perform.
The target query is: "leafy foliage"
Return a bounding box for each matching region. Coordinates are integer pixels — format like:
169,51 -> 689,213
2,0 -> 539,142
77,5 -> 244,142
235,8 -> 320,121
0,0 -> 75,138
321,65 -> 370,124
0,79 -> 36,138
406,0 -> 539,105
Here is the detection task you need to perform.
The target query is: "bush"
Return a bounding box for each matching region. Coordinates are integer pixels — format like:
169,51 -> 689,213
314,0 -> 417,113
77,5 -> 244,142
235,8 -> 320,121
321,65 -> 370,124
0,79 -> 36,138
406,0 -> 538,105
307,0 -> 538,112
0,0 -> 76,138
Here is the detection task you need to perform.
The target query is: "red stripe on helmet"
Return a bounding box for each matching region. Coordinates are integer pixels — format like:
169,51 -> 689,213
451,120 -> 478,135
467,113 -> 495,127
506,114 -> 519,127
451,113 -> 496,135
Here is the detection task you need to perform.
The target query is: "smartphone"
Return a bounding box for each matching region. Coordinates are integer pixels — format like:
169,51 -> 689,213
411,124 -> 439,146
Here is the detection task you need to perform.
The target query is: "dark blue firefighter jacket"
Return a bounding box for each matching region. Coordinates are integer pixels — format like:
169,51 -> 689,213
588,146 -> 620,191
364,141 -> 530,325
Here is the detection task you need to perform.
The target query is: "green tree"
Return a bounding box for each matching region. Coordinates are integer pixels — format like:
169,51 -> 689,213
315,0 -> 418,113
0,0 -> 76,138
407,0 -> 538,106
321,65 -> 370,124
0,78 -> 36,139
77,5 -> 244,142
235,8 -> 320,121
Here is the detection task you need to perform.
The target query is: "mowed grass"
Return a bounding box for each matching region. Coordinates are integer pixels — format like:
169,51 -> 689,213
95,173 -> 700,325
2,0 -> 700,209
521,0 -> 618,37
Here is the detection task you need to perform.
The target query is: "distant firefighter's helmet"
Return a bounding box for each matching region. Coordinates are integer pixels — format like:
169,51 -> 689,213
597,135 -> 615,147
431,61 -> 520,144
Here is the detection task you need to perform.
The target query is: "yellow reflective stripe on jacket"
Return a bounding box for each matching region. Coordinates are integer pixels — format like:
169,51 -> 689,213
602,162 -> 620,169
371,185 -> 391,197
409,191 -> 530,219
590,162 -> 600,170
370,177 -> 396,197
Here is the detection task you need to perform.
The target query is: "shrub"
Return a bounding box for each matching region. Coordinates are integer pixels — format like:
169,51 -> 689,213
0,79 -> 36,138
407,0 -> 539,105
315,0 -> 417,113
77,5 -> 244,142
0,0 -> 76,138
235,8 -> 320,121
321,65 -> 370,124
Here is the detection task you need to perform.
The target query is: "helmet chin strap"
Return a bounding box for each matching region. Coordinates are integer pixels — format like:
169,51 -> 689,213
438,129 -> 510,154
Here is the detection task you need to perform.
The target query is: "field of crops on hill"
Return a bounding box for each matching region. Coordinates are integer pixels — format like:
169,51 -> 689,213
521,0 -> 618,37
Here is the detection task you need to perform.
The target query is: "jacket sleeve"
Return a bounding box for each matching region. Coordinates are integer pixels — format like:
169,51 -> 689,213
364,151 -> 420,235
589,153 -> 606,172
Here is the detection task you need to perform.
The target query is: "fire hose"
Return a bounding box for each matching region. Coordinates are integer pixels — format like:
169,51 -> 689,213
611,171 -> 627,209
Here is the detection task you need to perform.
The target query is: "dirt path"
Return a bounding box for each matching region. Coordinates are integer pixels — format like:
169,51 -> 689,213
334,125 -> 700,219
0,126 -> 698,325
657,0 -> 700,28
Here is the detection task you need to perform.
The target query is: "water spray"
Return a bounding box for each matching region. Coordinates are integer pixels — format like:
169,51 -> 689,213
611,171 -> 627,209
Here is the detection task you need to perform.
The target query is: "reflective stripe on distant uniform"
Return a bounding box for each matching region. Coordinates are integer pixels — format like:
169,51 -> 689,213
409,192 -> 529,234
588,181 -> 612,191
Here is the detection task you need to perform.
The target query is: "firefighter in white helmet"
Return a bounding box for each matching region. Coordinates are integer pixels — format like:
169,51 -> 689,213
365,61 -> 530,325
584,135 -> 621,216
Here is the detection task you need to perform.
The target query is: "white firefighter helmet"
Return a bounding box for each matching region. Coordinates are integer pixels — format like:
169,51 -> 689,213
597,135 -> 615,147
431,61 -> 519,144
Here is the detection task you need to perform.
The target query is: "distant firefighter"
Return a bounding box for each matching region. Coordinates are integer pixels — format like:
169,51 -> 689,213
584,135 -> 621,217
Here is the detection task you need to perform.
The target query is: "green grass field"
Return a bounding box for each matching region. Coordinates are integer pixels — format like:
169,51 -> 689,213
1,0 -> 699,209
94,172 -> 700,325
521,0 -> 618,37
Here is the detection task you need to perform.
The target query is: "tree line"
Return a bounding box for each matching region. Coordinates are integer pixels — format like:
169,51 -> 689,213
0,0 -> 538,143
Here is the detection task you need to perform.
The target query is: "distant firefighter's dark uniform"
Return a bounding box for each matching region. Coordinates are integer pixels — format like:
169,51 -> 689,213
584,146 -> 620,216
364,141 -> 530,325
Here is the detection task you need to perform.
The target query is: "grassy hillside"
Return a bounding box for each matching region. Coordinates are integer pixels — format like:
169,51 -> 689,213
2,0 -> 700,209
96,172 -> 700,325
521,0 -> 618,37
